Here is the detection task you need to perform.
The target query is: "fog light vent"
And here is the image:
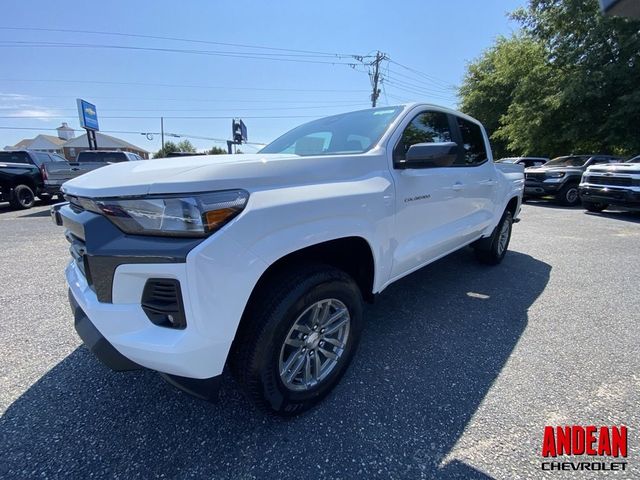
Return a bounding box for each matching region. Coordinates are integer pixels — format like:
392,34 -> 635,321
141,279 -> 186,329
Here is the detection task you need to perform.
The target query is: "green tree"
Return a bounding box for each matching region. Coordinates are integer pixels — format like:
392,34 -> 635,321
459,0 -> 640,158
153,139 -> 197,158
207,146 -> 228,155
153,141 -> 179,158
176,139 -> 196,153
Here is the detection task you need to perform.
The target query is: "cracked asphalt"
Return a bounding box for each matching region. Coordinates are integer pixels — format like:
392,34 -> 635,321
1,200 -> 639,479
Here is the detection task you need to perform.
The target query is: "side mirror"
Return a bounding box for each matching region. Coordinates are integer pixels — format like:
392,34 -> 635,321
397,142 -> 458,169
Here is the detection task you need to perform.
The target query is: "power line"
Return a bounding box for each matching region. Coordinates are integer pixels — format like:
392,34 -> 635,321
387,59 -> 457,90
384,78 -> 458,100
0,114 -> 322,120
5,95 -> 368,104
0,40 -> 362,66
2,103 -> 370,113
0,125 -> 268,146
384,81 -> 458,102
387,68 -> 457,94
0,26 -> 362,58
0,78 -> 369,93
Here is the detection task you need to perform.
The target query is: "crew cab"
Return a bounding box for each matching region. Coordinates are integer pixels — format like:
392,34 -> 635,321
580,155 -> 640,212
52,104 -> 524,415
0,150 -> 68,209
45,150 -> 144,188
524,154 -> 622,206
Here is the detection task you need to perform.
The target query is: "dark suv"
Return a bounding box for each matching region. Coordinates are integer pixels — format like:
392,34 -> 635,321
524,155 -> 622,206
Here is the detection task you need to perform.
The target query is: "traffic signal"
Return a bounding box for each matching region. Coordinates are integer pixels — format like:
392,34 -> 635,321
232,119 -> 247,144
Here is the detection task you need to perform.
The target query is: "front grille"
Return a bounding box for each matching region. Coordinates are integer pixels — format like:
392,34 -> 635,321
141,279 -> 186,329
587,175 -> 632,187
525,173 -> 546,181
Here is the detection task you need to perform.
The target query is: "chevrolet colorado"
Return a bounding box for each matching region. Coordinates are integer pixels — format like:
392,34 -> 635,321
52,104 -> 524,415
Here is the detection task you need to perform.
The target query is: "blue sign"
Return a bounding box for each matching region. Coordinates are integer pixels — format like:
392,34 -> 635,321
77,99 -> 99,131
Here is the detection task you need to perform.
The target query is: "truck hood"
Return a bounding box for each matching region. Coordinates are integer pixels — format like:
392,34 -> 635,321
61,153 -> 374,198
525,166 -> 584,175
586,163 -> 640,174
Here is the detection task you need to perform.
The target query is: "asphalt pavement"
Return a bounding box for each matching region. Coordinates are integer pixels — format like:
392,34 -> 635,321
0,200 -> 638,479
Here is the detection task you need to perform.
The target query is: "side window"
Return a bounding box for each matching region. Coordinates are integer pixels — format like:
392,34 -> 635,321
33,152 -> 52,167
456,117 -> 487,166
50,154 -> 67,162
394,111 -> 452,163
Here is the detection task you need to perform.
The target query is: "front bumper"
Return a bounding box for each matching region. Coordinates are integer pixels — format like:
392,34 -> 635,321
69,287 -> 222,400
57,200 -> 267,383
579,185 -> 640,209
524,180 -> 564,196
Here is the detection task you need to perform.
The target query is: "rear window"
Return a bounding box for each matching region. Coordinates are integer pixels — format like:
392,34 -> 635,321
77,151 -> 128,163
0,152 -> 31,164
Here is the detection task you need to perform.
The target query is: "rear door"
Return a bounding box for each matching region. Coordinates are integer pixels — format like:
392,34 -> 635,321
449,115 -> 497,236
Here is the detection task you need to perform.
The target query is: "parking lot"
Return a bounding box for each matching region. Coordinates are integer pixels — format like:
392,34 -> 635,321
1,201 -> 638,479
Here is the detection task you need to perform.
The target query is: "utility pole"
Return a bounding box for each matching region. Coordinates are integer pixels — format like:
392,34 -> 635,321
370,51 -> 386,107
160,117 -> 165,153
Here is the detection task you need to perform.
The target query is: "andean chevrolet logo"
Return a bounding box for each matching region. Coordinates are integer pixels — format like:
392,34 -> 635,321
541,425 -> 628,472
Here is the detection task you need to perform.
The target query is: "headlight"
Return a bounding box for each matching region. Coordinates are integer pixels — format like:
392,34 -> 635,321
547,172 -> 565,178
93,190 -> 249,237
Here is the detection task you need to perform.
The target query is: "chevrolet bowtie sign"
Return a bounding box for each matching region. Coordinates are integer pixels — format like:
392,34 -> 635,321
77,99 -> 100,131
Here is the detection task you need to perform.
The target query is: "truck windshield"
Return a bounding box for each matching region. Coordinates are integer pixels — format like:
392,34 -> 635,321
0,152 -> 31,164
260,106 -> 404,156
77,152 -> 127,163
545,156 -> 590,167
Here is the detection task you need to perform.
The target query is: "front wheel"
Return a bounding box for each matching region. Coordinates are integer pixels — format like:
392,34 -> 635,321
230,265 -> 363,416
474,210 -> 513,265
583,201 -> 608,213
9,184 -> 36,209
557,183 -> 580,206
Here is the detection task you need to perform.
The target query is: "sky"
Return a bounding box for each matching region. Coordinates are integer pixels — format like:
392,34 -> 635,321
0,0 -> 525,154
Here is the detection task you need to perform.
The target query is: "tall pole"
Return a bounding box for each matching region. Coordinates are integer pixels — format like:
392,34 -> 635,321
371,51 -> 385,107
160,116 -> 165,153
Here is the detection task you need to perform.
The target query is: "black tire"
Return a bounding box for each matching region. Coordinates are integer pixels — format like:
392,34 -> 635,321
557,183 -> 580,206
230,264 -> 363,416
9,184 -> 36,209
474,210 -> 513,265
38,193 -> 54,204
583,201 -> 608,213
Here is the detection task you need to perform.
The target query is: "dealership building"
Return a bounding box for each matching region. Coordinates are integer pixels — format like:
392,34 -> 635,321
4,123 -> 149,160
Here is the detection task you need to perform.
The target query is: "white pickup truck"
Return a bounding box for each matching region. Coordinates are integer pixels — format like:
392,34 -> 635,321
52,104 -> 524,415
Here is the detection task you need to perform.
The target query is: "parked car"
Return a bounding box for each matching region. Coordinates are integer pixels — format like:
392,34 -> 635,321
524,154 -> 623,206
0,150 -> 68,208
579,155 -> 640,212
497,156 -> 549,168
52,104 -> 524,415
45,150 -> 144,188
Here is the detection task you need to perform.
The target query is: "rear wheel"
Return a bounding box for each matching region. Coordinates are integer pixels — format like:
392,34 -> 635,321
474,210 -> 513,265
230,265 -> 363,416
583,201 -> 608,213
557,183 -> 580,206
9,184 -> 36,209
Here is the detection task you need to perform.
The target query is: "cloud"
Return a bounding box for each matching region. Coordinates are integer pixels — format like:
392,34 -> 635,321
10,109 -> 60,120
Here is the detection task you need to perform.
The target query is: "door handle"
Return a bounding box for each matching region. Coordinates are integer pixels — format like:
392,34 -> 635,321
480,179 -> 498,186
452,182 -> 465,191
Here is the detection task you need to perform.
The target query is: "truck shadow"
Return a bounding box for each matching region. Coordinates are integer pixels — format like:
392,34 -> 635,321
0,249 -> 550,479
